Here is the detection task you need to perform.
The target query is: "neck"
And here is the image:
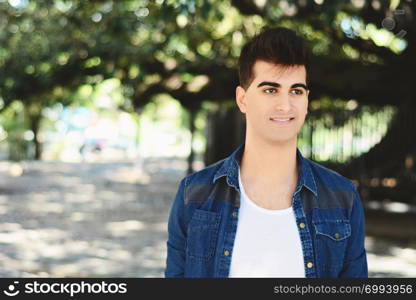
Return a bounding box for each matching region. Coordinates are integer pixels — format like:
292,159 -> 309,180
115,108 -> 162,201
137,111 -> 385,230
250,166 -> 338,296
240,134 -> 298,186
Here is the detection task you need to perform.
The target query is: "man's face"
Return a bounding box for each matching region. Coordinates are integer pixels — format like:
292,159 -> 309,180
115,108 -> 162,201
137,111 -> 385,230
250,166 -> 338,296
236,60 -> 309,145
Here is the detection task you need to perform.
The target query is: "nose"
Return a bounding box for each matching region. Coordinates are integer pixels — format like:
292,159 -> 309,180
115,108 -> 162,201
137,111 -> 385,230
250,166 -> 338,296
274,94 -> 291,112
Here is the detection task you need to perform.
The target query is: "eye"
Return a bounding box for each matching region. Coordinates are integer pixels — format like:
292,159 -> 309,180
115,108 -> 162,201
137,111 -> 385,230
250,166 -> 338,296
264,88 -> 277,94
291,89 -> 304,95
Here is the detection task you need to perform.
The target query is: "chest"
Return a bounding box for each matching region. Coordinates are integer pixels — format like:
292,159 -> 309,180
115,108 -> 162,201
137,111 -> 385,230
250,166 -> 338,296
242,183 -> 296,210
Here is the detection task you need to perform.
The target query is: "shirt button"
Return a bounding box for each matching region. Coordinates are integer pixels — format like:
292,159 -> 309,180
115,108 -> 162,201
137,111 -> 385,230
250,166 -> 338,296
306,262 -> 313,268
232,212 -> 237,217
334,233 -> 340,239
299,222 -> 306,229
224,250 -> 230,256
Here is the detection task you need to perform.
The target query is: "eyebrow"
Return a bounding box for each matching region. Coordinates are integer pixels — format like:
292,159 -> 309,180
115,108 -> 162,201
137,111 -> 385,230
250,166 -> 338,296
257,81 -> 309,90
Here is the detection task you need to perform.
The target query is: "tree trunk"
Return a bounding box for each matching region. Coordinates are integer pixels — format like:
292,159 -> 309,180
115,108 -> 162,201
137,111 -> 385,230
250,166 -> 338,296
204,105 -> 245,167
25,104 -> 43,160
31,114 -> 42,160
341,99 -> 416,204
345,99 -> 416,177
186,108 -> 197,175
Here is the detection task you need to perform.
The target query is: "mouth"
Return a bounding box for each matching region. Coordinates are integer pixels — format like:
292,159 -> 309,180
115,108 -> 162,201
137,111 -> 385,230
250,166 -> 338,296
269,117 -> 295,124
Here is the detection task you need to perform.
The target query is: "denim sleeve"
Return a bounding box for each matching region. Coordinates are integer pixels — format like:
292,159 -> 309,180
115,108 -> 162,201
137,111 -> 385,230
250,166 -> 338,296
339,185 -> 368,277
165,177 -> 187,278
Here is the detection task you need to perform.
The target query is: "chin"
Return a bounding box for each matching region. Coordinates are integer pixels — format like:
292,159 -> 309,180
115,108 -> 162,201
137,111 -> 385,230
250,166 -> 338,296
265,136 -> 298,145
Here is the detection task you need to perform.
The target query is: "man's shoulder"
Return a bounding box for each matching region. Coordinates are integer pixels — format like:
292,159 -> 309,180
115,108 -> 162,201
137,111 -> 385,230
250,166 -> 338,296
176,158 -> 229,206
182,157 -> 227,186
305,158 -> 356,191
303,158 -> 359,212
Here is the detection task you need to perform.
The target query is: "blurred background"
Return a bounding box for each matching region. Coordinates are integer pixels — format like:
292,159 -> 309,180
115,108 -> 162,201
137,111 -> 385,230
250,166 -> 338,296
0,0 -> 415,277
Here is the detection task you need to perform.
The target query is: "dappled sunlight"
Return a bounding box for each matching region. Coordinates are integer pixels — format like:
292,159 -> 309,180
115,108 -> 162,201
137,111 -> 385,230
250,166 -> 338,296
0,204 -> 8,214
106,220 -> 145,237
1,157 -> 414,277
366,200 -> 415,213
27,202 -> 64,214
0,159 -> 177,277
64,192 -> 95,203
151,222 -> 168,232
70,212 -> 88,222
104,166 -> 151,184
9,163 -> 24,177
0,0 -> 415,281
366,237 -> 416,277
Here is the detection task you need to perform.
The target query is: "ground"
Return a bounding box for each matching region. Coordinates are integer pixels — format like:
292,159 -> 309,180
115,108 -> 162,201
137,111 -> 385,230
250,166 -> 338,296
0,158 -> 415,277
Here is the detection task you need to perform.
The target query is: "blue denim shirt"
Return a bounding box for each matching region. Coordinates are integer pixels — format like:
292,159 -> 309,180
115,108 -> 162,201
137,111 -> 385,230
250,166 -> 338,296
165,144 -> 368,278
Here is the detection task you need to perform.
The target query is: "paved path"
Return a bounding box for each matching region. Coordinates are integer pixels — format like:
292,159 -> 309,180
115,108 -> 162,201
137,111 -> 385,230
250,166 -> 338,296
0,159 -> 415,277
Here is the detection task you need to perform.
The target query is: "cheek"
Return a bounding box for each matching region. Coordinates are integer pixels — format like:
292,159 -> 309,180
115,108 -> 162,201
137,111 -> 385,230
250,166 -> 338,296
297,100 -> 309,116
245,97 -> 267,116
247,106 -> 269,121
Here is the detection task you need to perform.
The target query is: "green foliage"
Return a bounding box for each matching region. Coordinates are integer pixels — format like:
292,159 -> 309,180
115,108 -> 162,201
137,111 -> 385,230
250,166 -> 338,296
0,0 -> 414,160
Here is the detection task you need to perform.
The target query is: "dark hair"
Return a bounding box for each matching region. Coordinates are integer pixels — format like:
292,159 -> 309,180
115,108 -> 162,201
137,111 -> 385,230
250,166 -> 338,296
238,26 -> 309,90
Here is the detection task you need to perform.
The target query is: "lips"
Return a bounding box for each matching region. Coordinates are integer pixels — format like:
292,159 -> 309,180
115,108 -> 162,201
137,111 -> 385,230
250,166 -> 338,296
269,117 -> 295,123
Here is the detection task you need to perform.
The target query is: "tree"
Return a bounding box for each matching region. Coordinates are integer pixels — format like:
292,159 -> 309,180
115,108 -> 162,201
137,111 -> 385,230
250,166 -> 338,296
229,0 -> 416,186
0,0 -> 152,159
2,0 -> 415,193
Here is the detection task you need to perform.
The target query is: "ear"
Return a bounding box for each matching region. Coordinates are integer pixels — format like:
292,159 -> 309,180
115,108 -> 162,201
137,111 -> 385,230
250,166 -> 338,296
236,86 -> 247,114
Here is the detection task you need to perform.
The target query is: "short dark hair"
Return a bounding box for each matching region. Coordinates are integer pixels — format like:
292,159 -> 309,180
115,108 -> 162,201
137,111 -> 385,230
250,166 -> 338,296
238,26 -> 309,90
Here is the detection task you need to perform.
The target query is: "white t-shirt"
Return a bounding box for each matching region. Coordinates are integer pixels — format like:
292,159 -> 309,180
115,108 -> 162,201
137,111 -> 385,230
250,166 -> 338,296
228,168 -> 306,278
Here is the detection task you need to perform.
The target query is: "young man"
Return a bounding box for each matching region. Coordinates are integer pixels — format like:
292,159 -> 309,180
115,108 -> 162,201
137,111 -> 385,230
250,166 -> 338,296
165,27 -> 368,278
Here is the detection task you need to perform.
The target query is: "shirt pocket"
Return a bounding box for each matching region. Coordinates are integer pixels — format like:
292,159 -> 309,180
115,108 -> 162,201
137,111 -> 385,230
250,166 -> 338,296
314,221 -> 351,241
313,220 -> 351,270
186,209 -> 221,260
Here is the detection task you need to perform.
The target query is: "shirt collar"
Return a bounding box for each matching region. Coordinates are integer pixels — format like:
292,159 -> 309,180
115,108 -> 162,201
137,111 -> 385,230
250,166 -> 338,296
213,143 -> 318,197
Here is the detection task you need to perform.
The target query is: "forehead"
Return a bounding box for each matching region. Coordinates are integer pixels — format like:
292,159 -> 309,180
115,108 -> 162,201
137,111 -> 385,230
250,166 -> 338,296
251,60 -> 306,84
